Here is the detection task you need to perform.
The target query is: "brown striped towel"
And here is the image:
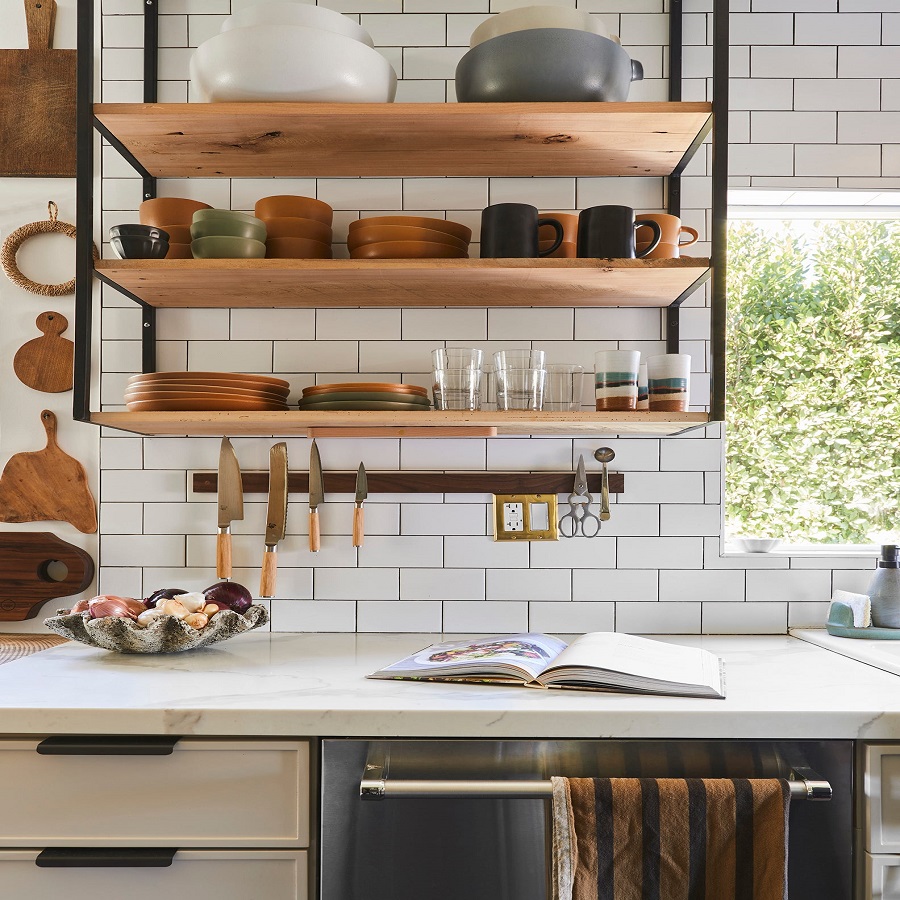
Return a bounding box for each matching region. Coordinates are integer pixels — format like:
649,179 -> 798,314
551,776 -> 791,900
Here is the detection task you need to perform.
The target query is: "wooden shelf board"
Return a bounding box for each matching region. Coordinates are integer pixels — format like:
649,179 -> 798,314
93,102 -> 713,178
91,410 -> 711,437
94,258 -> 710,308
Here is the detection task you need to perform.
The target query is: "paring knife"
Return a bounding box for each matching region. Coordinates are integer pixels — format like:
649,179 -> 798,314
259,442 -> 288,598
308,439 -> 324,553
353,462 -> 368,548
216,437 -> 244,581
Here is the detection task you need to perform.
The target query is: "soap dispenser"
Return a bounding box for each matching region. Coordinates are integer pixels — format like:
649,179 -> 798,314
868,545 -> 900,628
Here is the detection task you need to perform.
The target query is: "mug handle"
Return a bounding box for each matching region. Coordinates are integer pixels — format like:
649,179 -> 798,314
630,59 -> 644,83
679,225 -> 699,247
633,220 -> 661,258
537,218 -> 564,257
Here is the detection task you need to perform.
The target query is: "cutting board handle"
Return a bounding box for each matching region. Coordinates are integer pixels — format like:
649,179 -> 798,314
40,408 -> 59,448
25,0 -> 57,50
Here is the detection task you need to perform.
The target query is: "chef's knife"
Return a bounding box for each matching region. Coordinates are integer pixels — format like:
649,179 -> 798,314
352,462 -> 368,548
216,437 -> 244,581
309,440 -> 324,553
259,442 -> 288,598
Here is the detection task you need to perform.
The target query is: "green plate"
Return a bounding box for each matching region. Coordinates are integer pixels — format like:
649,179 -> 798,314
297,400 -> 432,411
299,391 -> 431,405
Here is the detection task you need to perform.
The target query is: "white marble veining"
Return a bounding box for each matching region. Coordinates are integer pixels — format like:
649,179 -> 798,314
1,633 -> 899,739
792,627 -> 900,679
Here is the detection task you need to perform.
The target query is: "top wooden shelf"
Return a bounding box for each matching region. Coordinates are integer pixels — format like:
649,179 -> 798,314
93,101 -> 713,178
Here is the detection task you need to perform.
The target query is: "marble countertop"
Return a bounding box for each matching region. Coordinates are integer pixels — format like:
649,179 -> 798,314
2,632 -> 899,739
793,627 -> 900,678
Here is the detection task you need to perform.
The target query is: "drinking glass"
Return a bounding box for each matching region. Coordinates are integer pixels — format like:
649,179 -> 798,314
544,364 -> 584,411
493,349 -> 546,372
433,367 -> 482,410
497,367 -> 545,411
431,348 -> 483,371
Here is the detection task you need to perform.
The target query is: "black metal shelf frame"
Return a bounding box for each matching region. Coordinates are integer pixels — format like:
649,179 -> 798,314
73,0 -> 728,427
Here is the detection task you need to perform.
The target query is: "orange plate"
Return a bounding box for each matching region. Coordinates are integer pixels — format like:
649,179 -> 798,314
303,382 -> 428,397
347,225 -> 468,253
349,215 -> 472,244
126,397 -> 289,412
350,241 -> 468,260
126,371 -> 290,390
124,382 -> 290,401
125,386 -> 289,402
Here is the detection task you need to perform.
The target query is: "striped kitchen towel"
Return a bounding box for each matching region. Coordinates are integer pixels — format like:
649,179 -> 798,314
551,776 -> 791,900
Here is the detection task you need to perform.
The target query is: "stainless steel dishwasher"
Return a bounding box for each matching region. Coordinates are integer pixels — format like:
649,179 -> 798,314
320,739 -> 852,900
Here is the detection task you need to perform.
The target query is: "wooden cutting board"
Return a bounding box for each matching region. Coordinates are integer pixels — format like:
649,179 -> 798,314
0,410 -> 97,534
13,311 -> 74,393
0,0 -> 76,177
0,532 -> 94,621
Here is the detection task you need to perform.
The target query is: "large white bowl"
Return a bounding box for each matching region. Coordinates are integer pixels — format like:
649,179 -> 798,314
220,1 -> 374,48
191,23 -> 397,103
470,5 -> 609,48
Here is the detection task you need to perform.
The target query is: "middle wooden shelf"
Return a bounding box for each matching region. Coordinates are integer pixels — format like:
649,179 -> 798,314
94,257 -> 710,308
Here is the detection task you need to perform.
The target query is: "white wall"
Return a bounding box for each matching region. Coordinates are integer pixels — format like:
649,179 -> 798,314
8,0 -> 898,632
0,0 -> 99,632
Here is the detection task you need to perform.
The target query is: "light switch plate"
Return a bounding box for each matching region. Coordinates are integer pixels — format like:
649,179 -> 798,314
492,494 -> 558,542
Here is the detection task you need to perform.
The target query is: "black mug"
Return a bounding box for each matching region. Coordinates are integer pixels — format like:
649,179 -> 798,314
480,203 -> 564,258
577,205 -> 662,258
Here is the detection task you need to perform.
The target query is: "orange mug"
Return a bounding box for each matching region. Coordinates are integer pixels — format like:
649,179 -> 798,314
635,213 -> 698,247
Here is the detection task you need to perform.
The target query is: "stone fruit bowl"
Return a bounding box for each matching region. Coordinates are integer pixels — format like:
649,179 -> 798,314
44,604 -> 268,653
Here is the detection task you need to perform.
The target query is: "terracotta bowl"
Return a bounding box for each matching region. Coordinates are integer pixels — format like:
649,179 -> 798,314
349,215 -> 472,244
159,224 -> 192,243
140,197 -> 212,227
260,216 -> 333,243
165,243 -> 194,259
255,195 -> 333,226
265,237 -> 333,259
538,239 -> 577,258
350,240 -> 468,260
348,224 -> 468,252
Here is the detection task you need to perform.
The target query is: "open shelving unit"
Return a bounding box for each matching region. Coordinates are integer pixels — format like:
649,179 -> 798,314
74,0 -> 728,439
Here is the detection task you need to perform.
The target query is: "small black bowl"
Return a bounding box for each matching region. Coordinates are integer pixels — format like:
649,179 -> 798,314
110,224 -> 170,241
110,234 -> 169,260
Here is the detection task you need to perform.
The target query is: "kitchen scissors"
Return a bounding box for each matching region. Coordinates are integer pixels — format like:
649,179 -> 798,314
558,455 -> 602,538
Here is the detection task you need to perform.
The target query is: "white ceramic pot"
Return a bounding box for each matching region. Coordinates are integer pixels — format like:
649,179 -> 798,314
190,23 -> 397,103
220,1 -> 374,48
470,4 -> 609,48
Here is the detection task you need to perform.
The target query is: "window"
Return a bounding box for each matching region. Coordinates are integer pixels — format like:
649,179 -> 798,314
725,193 -> 900,548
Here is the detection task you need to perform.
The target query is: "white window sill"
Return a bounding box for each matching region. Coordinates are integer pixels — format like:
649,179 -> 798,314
722,544 -> 880,559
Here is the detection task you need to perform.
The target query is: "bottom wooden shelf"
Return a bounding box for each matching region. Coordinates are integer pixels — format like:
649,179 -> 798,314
92,410 -> 711,437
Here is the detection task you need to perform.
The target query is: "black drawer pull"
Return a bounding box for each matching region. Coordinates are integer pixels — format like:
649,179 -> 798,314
36,848 -> 177,868
37,736 -> 181,755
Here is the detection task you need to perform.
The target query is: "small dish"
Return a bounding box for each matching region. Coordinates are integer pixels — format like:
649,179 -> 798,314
348,224 -> 468,252
350,240 -> 468,260
44,606 -> 269,653
111,235 -> 169,260
191,236 -> 266,259
349,215 -> 472,244
732,538 -> 782,553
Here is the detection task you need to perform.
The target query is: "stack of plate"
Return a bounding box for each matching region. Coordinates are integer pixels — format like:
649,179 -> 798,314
298,382 -> 431,411
125,372 -> 291,412
348,216 -> 471,260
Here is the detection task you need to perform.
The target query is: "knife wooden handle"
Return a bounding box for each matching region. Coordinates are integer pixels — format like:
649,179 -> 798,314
309,510 -> 320,553
352,505 -> 364,548
259,548 -> 277,598
216,531 -> 232,580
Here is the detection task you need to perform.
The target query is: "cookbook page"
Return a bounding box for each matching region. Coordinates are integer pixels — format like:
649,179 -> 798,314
373,633 -> 569,680
544,633 -> 720,687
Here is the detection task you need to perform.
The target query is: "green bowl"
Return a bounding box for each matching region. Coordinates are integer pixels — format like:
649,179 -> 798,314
191,236 -> 267,259
192,209 -> 265,228
191,217 -> 267,242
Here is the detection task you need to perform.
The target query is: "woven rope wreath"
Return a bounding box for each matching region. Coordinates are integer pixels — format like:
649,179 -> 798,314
1,202 -> 99,297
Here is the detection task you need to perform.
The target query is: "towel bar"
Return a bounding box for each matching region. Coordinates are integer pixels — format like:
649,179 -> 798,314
360,766 -> 832,801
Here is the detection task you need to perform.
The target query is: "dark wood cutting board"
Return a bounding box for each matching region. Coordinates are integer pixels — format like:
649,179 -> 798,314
0,532 -> 94,621
0,0 -> 76,177
0,410 -> 97,534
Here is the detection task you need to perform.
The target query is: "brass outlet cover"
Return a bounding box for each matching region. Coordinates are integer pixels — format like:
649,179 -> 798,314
492,493 -> 558,542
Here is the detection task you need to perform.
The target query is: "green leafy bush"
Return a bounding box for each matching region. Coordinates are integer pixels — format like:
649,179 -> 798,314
726,220 -> 900,544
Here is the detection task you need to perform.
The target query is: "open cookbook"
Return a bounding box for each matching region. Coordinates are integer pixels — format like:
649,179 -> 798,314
368,632 -> 725,699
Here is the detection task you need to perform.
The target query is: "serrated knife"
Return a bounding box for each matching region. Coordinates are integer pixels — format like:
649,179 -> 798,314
259,442 -> 288,598
309,439 -> 324,553
216,437 -> 244,581
352,462 -> 367,548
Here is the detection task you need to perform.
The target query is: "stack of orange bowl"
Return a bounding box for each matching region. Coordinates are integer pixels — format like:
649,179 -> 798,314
254,195 -> 334,259
348,216 -> 471,259
124,371 -> 291,412
140,198 -> 212,259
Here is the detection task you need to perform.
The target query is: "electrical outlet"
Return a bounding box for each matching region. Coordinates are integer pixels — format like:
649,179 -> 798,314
492,494 -> 558,542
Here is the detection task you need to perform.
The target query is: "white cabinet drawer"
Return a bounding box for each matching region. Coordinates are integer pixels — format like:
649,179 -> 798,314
865,745 -> 900,853
0,849 -> 307,900
865,853 -> 900,899
0,738 -> 309,847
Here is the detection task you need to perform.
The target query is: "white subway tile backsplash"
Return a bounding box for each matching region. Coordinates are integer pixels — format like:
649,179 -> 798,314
745,570 -> 831,604
361,13 -> 446,45
616,602 -> 701,634
272,600 -> 356,632
101,469 -> 186,503
618,537 -> 704,570
530,537 -> 616,570
316,308 -> 400,341
401,568 -> 485,601
444,536 -> 529,569
794,143 -> 882,177
358,601 -> 443,632
401,503 -> 486,535
401,308 -> 487,341
659,569 -> 744,603
315,568 -> 400,600
402,177 -> 488,210
487,568 -> 570,602
101,534 -> 184,568
403,45 -> 467,79
358,535 -> 443,568
788,601 -> 831,628
619,472 -> 705,505
401,439 -> 486,470
530,601 -> 615,634
443,600 -> 528,632
702,602 -> 787,634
